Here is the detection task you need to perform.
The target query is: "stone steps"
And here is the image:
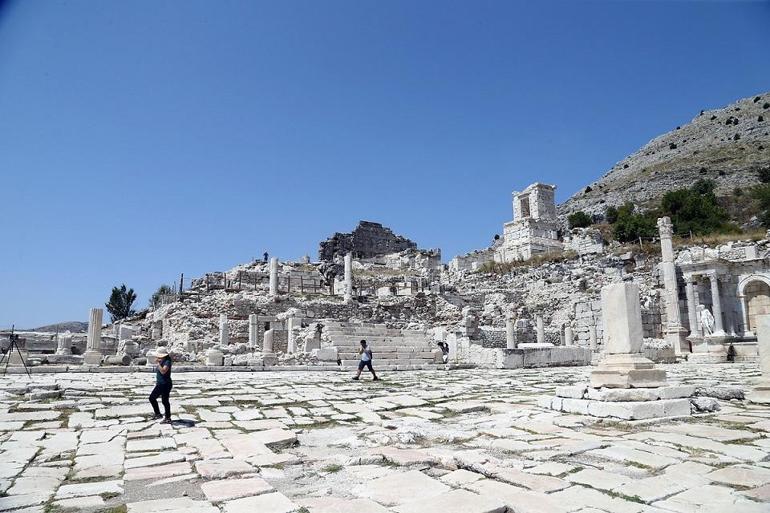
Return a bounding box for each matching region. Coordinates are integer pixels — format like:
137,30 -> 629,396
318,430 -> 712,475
324,322 -> 438,366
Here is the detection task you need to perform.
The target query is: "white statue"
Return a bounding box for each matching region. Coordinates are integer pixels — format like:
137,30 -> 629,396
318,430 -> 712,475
699,306 -> 715,336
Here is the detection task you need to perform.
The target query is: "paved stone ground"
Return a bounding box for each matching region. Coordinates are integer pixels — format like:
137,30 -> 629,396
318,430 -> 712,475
0,363 -> 768,513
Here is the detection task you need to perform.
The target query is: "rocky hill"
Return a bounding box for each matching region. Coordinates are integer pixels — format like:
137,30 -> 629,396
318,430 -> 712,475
28,321 -> 88,333
559,91 -> 770,218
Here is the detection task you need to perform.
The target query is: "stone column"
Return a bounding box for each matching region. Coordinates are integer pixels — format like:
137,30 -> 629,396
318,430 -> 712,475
287,316 -> 297,354
219,314 -> 229,345
506,318 -> 517,349
590,283 -> 666,388
589,323 -> 597,351
83,308 -> 103,365
248,314 -> 259,348
56,332 -> 72,355
564,325 -> 574,347
269,257 -> 278,296
739,295 -> 753,337
749,314 -> 770,403
344,253 -> 353,304
684,276 -> 700,337
536,316 -> 544,344
657,217 -> 688,354
708,273 -> 725,336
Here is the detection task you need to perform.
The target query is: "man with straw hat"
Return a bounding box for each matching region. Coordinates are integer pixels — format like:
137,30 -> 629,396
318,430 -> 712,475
149,348 -> 173,423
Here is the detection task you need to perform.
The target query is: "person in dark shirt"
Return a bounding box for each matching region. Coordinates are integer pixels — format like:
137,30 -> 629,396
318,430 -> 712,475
149,349 -> 173,423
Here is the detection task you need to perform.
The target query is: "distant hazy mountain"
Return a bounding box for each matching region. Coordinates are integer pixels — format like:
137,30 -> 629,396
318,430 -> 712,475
27,321 -> 88,333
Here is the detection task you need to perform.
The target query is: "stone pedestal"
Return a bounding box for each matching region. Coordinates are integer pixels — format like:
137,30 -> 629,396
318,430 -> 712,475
82,308 -> 104,366
689,335 -> 728,364
546,283 -> 687,420
205,349 -> 224,366
665,325 -> 690,356
749,315 -> 770,404
590,353 -> 667,388
590,283 -> 666,388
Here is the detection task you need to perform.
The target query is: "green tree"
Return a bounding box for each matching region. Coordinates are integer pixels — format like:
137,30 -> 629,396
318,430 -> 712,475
611,203 -> 658,242
567,211 -> 592,229
660,179 -> 731,235
149,284 -> 174,309
106,284 -> 137,322
605,205 -> 619,224
753,184 -> 770,227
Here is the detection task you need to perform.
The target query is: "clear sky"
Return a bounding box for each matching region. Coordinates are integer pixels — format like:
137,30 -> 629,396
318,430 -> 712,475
1,0 -> 769,328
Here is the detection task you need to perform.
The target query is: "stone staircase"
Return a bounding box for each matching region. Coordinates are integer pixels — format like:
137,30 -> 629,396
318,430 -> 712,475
323,321 -> 442,370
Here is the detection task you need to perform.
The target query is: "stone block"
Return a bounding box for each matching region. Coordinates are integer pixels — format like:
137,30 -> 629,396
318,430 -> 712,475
555,386 -> 586,399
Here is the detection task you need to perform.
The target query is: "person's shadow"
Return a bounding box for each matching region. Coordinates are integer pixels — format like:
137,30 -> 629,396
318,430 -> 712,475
170,419 -> 196,428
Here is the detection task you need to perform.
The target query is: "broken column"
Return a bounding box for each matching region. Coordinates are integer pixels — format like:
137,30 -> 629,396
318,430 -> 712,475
219,314 -> 229,345
564,325 -> 574,347
590,283 -> 666,388
287,315 -> 297,354
262,328 -> 278,366
82,308 -> 104,365
344,252 -> 353,304
749,314 -> 770,404
56,332 -> 72,355
506,317 -> 517,349
657,217 -> 689,355
589,323 -> 597,351
269,257 -> 278,296
536,316 -> 544,344
546,282 -> 694,420
248,314 -> 259,348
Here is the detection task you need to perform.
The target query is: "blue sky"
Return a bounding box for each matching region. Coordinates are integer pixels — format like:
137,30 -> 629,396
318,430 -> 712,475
1,0 -> 769,328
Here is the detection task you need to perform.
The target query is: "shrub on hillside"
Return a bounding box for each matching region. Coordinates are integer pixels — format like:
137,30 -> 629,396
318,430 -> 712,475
568,211 -> 593,229
611,203 -> 658,242
660,179 -> 732,236
752,185 -> 770,227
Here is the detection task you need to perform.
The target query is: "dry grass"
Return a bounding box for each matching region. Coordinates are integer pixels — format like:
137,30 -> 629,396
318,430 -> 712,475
477,250 -> 578,275
672,228 -> 766,249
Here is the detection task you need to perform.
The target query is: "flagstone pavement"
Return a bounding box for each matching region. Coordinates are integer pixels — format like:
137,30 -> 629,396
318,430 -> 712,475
0,363 -> 768,512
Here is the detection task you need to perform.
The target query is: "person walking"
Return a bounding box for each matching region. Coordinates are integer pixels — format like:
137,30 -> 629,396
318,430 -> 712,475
149,349 -> 173,423
352,339 -> 378,381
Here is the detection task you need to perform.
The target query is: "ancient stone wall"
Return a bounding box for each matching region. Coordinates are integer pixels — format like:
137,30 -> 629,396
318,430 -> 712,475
319,221 -> 417,262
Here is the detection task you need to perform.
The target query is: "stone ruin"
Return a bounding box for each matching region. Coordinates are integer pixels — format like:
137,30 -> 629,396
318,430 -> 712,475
6,181 -> 770,376
318,220 -> 417,262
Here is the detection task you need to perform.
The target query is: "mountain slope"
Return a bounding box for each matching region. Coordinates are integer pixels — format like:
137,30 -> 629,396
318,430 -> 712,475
559,92 -> 770,217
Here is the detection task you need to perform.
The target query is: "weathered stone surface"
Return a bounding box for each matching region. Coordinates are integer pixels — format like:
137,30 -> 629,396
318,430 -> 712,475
221,491 -> 297,513
393,489 -> 506,513
201,477 -> 273,502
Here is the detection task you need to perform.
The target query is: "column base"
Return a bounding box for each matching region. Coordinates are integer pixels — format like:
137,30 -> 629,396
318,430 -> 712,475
590,353 -> 667,388
665,325 -> 690,355
82,350 -> 103,366
55,348 -> 72,356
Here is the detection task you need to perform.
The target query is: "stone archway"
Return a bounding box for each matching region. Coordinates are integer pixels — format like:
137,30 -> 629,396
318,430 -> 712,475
745,280 -> 770,332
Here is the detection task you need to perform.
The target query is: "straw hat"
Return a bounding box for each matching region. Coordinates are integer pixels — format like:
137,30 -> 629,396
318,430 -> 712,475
155,349 -> 169,358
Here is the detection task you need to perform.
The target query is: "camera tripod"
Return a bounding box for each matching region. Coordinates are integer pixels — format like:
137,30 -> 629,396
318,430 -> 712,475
1,325 -> 31,378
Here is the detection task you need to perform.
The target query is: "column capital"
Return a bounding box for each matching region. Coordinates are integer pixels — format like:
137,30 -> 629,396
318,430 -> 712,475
656,216 -> 673,238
